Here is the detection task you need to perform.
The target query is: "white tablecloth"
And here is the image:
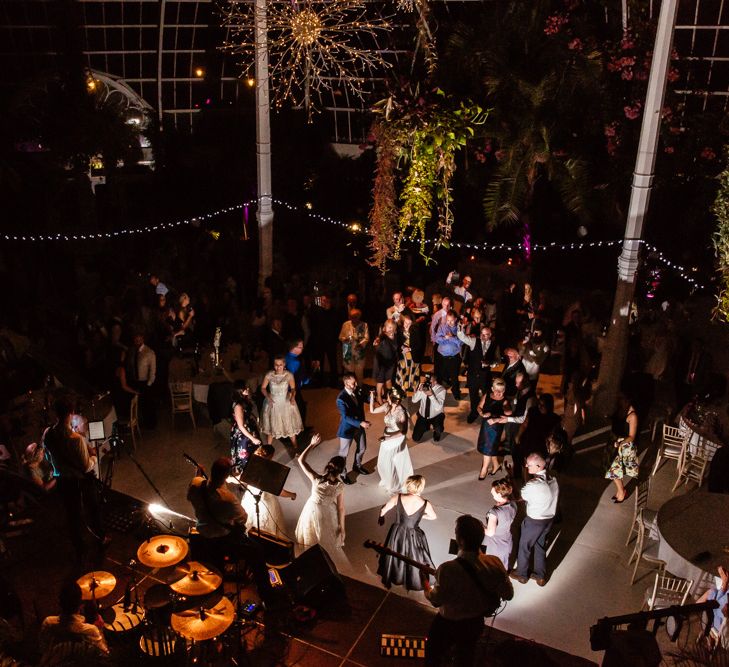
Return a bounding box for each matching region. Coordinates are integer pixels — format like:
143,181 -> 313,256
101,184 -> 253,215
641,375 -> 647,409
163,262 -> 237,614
656,491 -> 729,594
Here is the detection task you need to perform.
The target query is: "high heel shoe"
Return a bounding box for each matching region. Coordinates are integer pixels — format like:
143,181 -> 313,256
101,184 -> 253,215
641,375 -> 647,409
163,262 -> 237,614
613,496 -> 626,504
478,473 -> 487,481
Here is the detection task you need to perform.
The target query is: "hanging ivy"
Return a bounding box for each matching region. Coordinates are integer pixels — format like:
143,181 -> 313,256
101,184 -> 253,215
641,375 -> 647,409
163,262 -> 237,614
367,88 -> 487,271
712,147 -> 729,322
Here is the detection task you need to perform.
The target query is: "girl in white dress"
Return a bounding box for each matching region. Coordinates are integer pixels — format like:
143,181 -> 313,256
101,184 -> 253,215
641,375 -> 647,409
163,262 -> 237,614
370,388 -> 414,494
295,434 -> 347,551
261,355 -> 303,449
240,445 -> 296,537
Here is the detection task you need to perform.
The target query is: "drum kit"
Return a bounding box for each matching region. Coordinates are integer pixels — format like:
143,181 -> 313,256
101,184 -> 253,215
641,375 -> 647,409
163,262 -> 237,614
76,534 -> 243,661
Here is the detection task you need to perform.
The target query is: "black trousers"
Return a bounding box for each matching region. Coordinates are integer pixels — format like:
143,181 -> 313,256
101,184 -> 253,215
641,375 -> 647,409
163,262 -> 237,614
136,381 -> 157,429
425,613 -> 484,666
516,516 -> 553,580
439,355 -> 462,398
56,476 -> 105,558
412,413 -> 445,442
467,372 -> 491,417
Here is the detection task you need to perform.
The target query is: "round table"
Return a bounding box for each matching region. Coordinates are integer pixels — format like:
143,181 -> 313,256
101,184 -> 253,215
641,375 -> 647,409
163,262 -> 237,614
656,491 -> 729,594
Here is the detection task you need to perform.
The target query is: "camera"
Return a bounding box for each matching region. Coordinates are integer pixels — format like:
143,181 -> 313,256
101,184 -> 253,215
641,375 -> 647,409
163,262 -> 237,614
421,373 -> 432,392
451,270 -> 460,284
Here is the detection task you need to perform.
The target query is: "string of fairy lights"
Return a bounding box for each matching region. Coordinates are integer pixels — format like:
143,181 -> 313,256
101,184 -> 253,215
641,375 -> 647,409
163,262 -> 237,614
0,198 -> 706,290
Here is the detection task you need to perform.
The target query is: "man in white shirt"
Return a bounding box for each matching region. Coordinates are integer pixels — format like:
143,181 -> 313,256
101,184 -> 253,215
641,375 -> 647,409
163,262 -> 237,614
40,580 -> 109,664
133,333 -> 157,428
149,274 -> 169,296
386,291 -> 407,322
446,271 -> 474,312
511,453 -> 559,587
412,375 -> 447,442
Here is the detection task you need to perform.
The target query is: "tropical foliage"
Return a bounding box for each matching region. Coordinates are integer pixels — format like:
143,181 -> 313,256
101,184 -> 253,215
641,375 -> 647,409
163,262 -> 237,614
367,87 -> 486,271
712,148 -> 729,322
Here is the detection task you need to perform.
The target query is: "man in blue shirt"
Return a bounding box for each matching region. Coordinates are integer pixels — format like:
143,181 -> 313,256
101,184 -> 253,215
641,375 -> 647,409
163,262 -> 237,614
435,311 -> 463,400
698,565 -> 729,647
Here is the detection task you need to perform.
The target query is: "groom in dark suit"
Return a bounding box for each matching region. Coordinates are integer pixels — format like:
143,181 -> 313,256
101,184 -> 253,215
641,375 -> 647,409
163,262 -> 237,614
336,373 -> 371,484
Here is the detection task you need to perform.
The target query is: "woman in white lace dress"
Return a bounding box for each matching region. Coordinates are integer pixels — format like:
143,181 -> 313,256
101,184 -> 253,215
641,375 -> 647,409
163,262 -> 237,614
240,445 -> 296,537
295,434 -> 346,551
370,388 -> 414,494
261,355 -> 303,449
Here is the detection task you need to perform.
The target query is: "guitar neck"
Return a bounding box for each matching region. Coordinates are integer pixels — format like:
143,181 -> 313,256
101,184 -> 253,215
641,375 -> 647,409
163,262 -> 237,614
363,540 -> 436,576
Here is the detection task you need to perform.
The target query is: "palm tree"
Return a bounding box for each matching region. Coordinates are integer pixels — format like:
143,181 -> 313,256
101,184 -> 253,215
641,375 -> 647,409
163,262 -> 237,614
442,3 -> 604,242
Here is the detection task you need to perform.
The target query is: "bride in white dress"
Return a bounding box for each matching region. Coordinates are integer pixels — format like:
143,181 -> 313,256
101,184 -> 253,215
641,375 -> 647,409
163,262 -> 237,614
240,444 -> 296,537
295,434 -> 347,551
261,356 -> 303,449
370,388 -> 414,494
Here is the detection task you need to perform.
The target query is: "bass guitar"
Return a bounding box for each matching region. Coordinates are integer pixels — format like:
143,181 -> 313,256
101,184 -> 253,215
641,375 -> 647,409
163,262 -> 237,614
363,539 -> 436,576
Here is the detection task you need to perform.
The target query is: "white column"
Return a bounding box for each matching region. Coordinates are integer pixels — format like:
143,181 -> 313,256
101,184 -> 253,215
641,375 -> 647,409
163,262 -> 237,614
594,0 -> 679,415
254,0 -> 273,294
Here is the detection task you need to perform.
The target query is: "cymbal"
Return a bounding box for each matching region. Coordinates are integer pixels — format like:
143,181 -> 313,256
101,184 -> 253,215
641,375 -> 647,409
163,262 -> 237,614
76,571 -> 116,600
171,596 -> 235,641
137,534 -> 189,568
168,561 -> 222,596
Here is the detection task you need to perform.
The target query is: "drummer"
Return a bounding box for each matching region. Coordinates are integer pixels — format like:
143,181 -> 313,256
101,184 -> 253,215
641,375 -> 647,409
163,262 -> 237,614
39,580 -> 109,664
186,457 -> 272,603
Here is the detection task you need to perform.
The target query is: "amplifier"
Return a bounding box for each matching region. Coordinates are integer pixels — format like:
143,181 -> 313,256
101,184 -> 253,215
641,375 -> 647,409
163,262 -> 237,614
248,527 -> 294,566
380,634 -> 426,659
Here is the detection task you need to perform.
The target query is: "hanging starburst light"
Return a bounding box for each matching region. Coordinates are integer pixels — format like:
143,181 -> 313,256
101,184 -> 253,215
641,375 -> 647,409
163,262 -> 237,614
222,0 -> 393,112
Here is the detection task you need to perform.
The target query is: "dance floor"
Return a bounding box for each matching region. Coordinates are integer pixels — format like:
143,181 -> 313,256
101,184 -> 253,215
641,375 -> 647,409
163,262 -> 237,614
5,368 -> 690,664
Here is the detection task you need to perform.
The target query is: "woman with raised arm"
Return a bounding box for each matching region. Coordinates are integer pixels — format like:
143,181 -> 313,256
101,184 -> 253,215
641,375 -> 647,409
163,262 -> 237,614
377,475 -> 437,591
295,433 -> 347,550
370,387 -> 413,494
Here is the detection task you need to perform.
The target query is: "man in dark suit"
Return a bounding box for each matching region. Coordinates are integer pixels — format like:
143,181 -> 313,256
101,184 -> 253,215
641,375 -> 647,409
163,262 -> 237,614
501,348 -> 527,398
336,373 -> 371,484
458,325 -> 499,423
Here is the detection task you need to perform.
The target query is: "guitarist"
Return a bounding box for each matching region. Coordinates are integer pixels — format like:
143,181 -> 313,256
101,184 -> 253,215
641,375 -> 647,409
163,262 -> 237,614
421,514 -> 513,666
186,457 -> 271,602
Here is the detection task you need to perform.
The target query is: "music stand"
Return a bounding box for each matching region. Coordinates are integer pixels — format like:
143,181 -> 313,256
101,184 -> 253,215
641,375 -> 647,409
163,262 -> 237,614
232,456 -> 290,537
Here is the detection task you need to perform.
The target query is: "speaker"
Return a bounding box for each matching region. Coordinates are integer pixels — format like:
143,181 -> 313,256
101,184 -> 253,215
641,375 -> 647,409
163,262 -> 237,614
284,545 -> 345,608
248,527 -> 294,567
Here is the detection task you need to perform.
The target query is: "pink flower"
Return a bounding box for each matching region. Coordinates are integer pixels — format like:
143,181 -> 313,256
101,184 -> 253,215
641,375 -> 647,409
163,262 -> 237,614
620,56 -> 636,67
607,58 -> 622,72
667,68 -> 680,82
701,146 -> 717,160
568,38 -> 583,51
668,126 -> 681,135
624,104 -> 641,120
664,146 -> 675,154
606,138 -> 618,156
621,69 -> 634,80
621,37 -> 636,50
661,106 -> 673,119
604,124 -> 617,137
495,149 -> 506,161
544,14 -> 568,35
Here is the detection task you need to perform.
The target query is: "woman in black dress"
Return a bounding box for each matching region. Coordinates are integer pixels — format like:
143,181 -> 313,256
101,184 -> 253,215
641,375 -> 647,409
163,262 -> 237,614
111,347 -> 138,419
476,379 -> 512,480
230,386 -> 261,469
377,475 -> 437,591
373,319 -> 399,404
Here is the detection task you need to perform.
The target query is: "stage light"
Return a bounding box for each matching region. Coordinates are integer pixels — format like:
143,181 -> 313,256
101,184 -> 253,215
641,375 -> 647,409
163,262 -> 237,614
194,67 -> 205,78
246,77 -> 255,87
148,503 -> 195,522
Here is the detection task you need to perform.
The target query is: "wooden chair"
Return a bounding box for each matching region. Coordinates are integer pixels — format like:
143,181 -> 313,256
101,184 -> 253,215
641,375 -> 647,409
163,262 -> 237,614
651,424 -> 687,477
644,573 -> 693,610
629,509 -> 666,584
625,478 -> 656,546
169,382 -> 196,429
672,442 -> 711,492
